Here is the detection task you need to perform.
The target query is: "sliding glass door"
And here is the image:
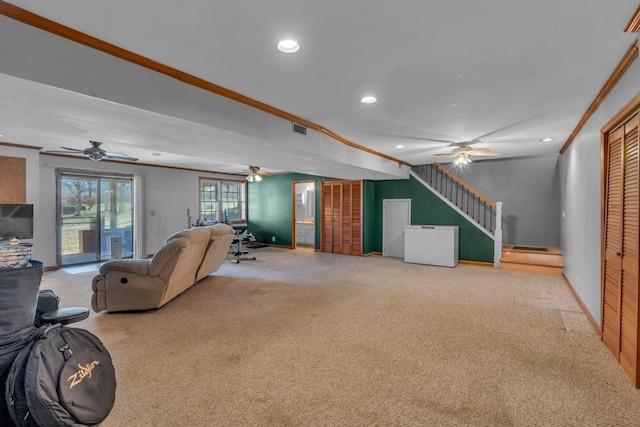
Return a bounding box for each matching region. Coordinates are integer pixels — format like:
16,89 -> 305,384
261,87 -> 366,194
58,171 -> 134,266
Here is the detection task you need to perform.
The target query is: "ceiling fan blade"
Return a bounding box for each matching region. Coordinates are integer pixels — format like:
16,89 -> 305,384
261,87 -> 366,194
417,137 -> 458,144
434,153 -> 458,157
44,150 -> 85,154
58,146 -> 86,153
104,153 -> 138,161
470,151 -> 504,157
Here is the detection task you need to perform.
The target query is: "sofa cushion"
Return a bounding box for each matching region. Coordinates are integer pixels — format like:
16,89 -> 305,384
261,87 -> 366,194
196,224 -> 235,281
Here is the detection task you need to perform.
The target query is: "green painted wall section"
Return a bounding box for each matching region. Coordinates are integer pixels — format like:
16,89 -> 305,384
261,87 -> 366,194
248,173 -> 493,263
366,176 -> 494,263
247,173 -> 328,248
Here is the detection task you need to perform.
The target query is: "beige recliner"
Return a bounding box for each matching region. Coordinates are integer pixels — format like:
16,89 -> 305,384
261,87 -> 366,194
91,224 -> 235,313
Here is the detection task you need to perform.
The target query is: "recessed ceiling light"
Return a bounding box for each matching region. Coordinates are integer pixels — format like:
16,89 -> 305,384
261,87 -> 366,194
540,137 -> 554,142
360,96 -> 377,104
0,134 -> 4,138
277,39 -> 300,53
395,144 -> 405,149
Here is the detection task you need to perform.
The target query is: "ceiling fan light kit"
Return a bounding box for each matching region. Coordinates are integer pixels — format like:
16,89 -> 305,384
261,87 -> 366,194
434,141 -> 504,164
454,153 -> 472,165
246,166 -> 265,182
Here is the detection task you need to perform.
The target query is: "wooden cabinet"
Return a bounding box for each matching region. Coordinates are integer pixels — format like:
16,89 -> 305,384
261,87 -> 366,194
602,112 -> 640,386
321,180 -> 362,255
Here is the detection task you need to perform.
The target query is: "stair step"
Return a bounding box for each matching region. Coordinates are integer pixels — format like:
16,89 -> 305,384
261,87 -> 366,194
500,258 -> 563,275
502,245 -> 562,263
500,245 -> 563,275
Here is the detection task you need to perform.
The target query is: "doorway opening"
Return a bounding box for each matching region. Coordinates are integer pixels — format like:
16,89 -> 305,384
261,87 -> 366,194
57,170 -> 134,266
293,181 -> 316,249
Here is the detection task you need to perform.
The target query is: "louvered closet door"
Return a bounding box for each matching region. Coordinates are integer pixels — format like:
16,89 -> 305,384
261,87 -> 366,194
321,181 -> 362,256
350,181 -> 362,255
603,126 -> 624,358
322,183 -> 334,253
620,114 -> 640,383
603,112 -> 640,385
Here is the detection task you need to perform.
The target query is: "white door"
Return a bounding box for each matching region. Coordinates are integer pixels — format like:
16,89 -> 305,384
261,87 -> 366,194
383,199 -> 411,257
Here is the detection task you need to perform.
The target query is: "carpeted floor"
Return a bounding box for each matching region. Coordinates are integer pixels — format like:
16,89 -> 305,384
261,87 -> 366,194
41,247 -> 640,426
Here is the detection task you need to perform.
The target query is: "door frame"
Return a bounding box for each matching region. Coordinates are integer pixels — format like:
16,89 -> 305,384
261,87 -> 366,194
600,93 -> 640,386
291,180 -> 316,249
382,198 -> 411,257
55,168 -> 134,268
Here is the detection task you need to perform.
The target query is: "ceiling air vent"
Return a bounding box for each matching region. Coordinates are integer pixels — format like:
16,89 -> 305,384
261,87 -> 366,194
292,122 -> 307,135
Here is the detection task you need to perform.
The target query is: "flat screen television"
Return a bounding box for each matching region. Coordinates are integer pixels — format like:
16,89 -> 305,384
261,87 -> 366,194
0,204 -> 34,240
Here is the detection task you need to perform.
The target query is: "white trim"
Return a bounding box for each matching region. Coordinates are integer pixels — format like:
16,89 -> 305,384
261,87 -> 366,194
382,198 -> 411,257
494,202 -> 503,268
133,173 -> 146,258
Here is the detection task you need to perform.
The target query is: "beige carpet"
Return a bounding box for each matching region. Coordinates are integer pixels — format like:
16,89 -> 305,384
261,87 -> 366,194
41,247 -> 640,426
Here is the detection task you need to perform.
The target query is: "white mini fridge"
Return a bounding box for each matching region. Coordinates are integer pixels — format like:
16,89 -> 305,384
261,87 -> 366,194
404,225 -> 459,267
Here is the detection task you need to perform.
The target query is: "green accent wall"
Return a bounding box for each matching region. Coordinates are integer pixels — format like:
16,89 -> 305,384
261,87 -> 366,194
249,173 -> 493,263
367,175 -> 494,263
247,173 -> 329,248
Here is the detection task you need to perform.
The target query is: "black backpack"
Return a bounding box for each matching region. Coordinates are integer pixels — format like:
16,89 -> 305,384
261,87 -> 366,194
5,324 -> 116,426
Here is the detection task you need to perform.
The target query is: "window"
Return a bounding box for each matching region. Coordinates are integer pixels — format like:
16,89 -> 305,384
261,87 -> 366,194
199,178 -> 246,223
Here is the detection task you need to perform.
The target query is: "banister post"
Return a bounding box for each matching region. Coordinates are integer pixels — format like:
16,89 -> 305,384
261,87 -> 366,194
494,202 -> 503,268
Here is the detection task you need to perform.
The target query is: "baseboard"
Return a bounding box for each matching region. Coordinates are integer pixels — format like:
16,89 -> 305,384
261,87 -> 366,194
363,252 -> 382,257
459,260 -> 493,267
562,273 -> 601,338
268,244 -> 293,249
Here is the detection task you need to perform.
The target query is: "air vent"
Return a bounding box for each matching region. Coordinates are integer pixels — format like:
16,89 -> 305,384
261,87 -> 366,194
292,122 -> 307,135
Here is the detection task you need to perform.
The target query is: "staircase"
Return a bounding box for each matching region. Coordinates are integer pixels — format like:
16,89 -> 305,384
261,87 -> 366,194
412,164 -> 562,274
500,245 -> 563,275
411,164 -> 503,267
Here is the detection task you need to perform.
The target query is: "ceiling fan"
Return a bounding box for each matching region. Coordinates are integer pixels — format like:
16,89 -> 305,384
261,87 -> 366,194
434,142 -> 504,165
245,166 -> 273,182
45,140 -> 138,162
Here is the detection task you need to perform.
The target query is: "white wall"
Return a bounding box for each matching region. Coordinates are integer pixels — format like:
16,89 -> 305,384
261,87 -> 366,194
0,145 -> 239,267
559,59 -> 640,325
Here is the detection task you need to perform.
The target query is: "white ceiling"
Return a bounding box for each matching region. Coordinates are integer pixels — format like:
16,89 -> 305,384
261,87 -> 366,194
0,1 -> 638,179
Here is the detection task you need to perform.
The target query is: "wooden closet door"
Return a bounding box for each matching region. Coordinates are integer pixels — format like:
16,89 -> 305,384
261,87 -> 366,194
350,181 -> 362,255
322,182 -> 334,253
603,113 -> 640,385
620,114 -> 640,382
603,125 -> 624,358
321,180 -> 362,256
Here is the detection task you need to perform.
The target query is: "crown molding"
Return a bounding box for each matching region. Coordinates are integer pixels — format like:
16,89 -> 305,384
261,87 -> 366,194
0,141 -> 43,150
560,39 -> 638,154
625,5 -> 640,32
